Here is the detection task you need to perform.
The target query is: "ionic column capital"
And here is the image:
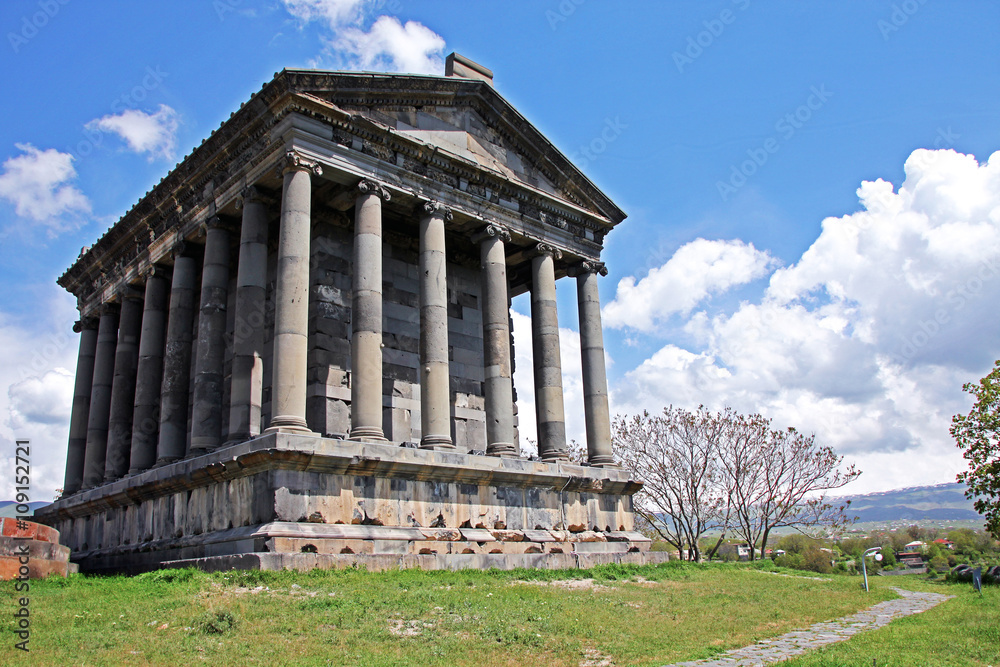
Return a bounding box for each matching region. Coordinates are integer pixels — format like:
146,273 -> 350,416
472,222 -> 510,244
529,242 -> 563,261
421,200 -> 453,222
73,317 -> 99,333
275,150 -> 323,178
140,263 -> 171,281
200,215 -> 235,235
171,239 -> 188,259
236,184 -> 273,209
568,260 -> 608,277
357,178 -> 391,202
99,301 -> 121,316
118,283 -> 145,302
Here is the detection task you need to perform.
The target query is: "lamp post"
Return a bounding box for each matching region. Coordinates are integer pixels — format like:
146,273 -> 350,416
861,547 -> 884,592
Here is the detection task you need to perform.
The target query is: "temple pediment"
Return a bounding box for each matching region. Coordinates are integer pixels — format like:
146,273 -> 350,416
276,69 -> 625,226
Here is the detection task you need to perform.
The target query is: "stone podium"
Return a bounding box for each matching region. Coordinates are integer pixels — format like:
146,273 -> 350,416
36,54 -> 655,573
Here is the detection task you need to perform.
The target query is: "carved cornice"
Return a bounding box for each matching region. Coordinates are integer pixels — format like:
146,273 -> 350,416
357,178 -> 391,202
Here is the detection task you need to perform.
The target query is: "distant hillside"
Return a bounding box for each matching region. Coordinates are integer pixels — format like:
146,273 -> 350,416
837,483 -> 981,522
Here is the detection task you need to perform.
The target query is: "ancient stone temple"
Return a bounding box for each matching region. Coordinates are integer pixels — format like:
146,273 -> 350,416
36,54 -> 653,573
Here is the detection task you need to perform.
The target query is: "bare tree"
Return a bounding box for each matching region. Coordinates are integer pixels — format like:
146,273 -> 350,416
614,406 -> 860,561
613,406 -> 728,561
718,416 -> 860,560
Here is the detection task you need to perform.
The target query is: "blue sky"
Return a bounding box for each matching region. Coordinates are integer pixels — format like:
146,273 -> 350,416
1,0 -> 999,499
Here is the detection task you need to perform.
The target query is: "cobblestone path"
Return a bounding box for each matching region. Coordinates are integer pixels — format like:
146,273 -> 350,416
663,587 -> 953,667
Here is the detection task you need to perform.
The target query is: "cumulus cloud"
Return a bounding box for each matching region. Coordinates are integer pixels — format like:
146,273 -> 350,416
609,148 -> 1000,494
0,143 -> 90,232
282,0 -> 446,75
86,104 -> 180,162
603,238 -> 775,332
0,294 -> 79,501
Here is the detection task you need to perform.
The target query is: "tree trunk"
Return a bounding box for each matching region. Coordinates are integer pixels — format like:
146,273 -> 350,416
707,532 -> 727,560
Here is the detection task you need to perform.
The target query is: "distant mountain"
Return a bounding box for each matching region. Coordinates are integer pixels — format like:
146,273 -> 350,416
836,483 -> 981,523
0,501 -> 51,518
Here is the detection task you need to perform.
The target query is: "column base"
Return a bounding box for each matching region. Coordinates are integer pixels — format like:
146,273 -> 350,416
154,457 -> 181,468
540,453 -> 569,463
587,455 -> 618,468
486,442 -> 518,458
349,426 -> 386,442
264,415 -> 314,436
127,467 -> 149,476
190,437 -> 222,453
420,435 -> 455,450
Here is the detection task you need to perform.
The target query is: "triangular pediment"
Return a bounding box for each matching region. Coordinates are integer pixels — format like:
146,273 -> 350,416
278,70 -> 625,226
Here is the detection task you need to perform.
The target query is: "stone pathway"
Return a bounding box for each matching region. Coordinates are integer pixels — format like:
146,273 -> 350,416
663,588 -> 953,667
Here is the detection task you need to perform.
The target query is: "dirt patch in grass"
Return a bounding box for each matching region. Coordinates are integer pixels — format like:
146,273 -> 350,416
512,578 -> 610,591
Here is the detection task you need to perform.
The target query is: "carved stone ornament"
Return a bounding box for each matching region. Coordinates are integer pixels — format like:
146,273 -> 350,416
275,150 -> 323,178
532,242 -> 563,261
421,201 -> 453,222
357,178 -> 391,202
73,318 -> 99,333
236,184 -> 264,210
569,260 -> 608,277
471,222 -> 510,245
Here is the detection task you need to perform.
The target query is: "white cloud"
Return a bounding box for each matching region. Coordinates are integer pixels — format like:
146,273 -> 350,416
282,0 -> 446,75
610,148 -> 1000,495
0,293 -> 79,501
330,16 -> 445,75
0,143 -> 90,232
86,104 -> 180,162
283,0 -> 366,26
603,238 -> 774,332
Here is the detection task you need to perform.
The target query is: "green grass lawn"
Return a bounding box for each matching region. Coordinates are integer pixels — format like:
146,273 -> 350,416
2,562 -> 995,666
780,577 -> 1000,667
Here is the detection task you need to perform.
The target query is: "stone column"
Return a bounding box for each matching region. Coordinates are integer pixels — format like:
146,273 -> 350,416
227,186 -> 269,444
472,223 -> 516,457
103,287 -> 144,481
190,218 -> 231,452
155,248 -> 198,465
349,179 -> 391,441
265,151 -> 321,435
529,244 -> 567,462
62,318 -> 99,495
571,261 -> 615,467
418,201 -> 454,450
128,266 -> 170,474
81,304 -> 120,489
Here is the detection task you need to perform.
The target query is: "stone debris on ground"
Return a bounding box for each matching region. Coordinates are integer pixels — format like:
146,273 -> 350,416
662,587 -> 953,667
